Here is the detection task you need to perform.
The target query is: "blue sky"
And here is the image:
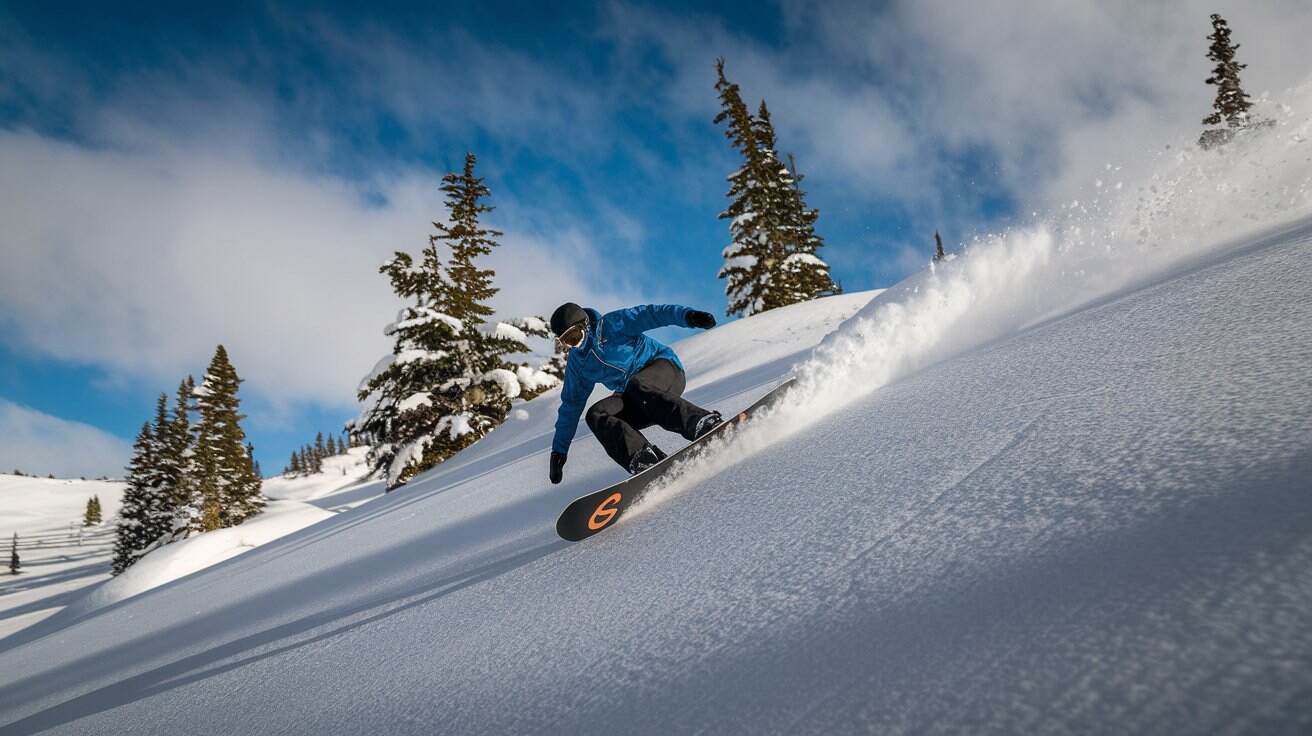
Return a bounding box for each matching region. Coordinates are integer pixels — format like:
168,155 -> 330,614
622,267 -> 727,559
2,0 -> 1307,477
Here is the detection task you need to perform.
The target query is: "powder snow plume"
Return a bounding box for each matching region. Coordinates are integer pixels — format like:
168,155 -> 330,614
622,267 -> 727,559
638,75 -> 1312,509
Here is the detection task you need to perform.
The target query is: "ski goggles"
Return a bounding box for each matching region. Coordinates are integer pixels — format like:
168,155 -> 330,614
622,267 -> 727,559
557,321 -> 587,348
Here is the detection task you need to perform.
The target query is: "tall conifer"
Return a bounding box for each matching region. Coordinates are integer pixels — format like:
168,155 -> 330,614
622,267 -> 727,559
113,422 -> 163,574
714,60 -> 837,316
352,153 -> 539,488
1199,14 -> 1262,148
8,533 -> 18,575
189,345 -> 264,530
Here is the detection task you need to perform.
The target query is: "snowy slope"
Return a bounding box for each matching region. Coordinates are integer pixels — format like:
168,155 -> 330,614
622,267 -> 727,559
2,82 -> 1311,736
0,449 -> 384,641
260,446 -> 386,511
0,476 -> 124,639
61,448 -> 384,616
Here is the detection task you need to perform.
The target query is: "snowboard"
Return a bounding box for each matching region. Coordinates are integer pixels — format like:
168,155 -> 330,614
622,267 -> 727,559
555,377 -> 797,542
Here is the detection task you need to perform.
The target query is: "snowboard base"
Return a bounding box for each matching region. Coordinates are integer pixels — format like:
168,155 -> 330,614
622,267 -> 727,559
554,378 -> 796,541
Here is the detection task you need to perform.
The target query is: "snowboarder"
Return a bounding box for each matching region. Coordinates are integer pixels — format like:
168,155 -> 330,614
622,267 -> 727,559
548,302 -> 722,483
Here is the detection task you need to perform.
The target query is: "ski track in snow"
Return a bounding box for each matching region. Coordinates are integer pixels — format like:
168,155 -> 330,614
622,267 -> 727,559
3,81 -> 1312,734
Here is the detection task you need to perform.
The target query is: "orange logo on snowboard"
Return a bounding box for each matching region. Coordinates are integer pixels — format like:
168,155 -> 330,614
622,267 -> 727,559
588,492 -> 623,530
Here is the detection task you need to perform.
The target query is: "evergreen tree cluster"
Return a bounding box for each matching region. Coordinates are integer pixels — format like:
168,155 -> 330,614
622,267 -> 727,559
113,345 -> 264,575
714,58 -> 839,317
83,496 -> 103,526
283,431 -> 352,476
349,153 -> 560,489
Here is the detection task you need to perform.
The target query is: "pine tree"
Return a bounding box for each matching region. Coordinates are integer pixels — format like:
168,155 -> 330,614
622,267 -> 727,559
288,450 -> 302,476
8,533 -> 18,575
248,443 -> 262,480
113,422 -> 163,574
92,495 -> 102,523
714,60 -> 837,317
504,315 -> 562,402
189,345 -> 265,530
133,392 -> 181,543
768,120 -> 839,303
351,153 -> 538,488
162,377 -> 198,536
933,231 -> 946,263
1199,14 -> 1258,148
314,432 -> 326,463
326,433 -> 338,456
83,495 -> 103,526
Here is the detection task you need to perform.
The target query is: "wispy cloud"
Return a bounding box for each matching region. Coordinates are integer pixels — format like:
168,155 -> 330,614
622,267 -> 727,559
0,10 -> 647,410
598,0 -> 1312,273
0,128 -> 633,409
0,399 -> 131,478
3,0 -> 1309,418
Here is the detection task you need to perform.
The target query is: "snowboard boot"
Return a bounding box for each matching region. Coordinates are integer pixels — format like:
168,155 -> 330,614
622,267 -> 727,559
691,411 -> 724,440
627,443 -> 668,475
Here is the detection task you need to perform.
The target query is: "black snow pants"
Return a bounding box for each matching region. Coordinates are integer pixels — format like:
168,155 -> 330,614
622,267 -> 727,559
585,359 -> 714,470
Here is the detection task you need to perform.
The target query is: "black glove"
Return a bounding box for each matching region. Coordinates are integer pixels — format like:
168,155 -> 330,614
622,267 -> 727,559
686,310 -> 716,329
549,451 -> 567,484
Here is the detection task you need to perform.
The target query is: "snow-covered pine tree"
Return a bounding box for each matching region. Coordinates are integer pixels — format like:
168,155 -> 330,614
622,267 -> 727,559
934,231 -> 946,262
757,102 -> 839,303
714,60 -> 837,317
351,153 -> 542,488
113,422 -> 164,574
131,392 -> 185,546
8,533 -> 18,575
161,376 -> 198,537
503,315 -> 562,401
189,346 -> 264,530
1199,14 -> 1258,149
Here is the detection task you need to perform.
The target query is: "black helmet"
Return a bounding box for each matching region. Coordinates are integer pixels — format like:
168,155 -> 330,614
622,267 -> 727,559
550,302 -> 588,337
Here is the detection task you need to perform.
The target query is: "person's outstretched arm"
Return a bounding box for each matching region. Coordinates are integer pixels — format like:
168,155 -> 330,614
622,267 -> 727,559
607,304 -> 716,336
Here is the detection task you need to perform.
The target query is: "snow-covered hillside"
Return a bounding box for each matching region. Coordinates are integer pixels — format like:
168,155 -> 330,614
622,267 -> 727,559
2,82 -> 1311,736
0,475 -> 124,639
0,448 -> 383,641
65,447 -> 385,617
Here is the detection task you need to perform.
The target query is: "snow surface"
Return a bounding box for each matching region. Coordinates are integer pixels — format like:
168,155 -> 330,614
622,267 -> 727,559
0,450 -> 383,643
492,321 -> 528,343
0,476 -> 124,640
3,78 -> 1312,736
61,501 -> 335,620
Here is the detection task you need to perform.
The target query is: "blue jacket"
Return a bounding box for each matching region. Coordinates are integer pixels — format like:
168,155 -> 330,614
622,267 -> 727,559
552,304 -> 692,455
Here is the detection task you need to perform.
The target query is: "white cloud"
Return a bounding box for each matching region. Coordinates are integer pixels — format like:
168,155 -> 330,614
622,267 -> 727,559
0,399 -> 132,478
4,0 -> 1310,408
0,128 -> 630,410
600,0 -> 1312,275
